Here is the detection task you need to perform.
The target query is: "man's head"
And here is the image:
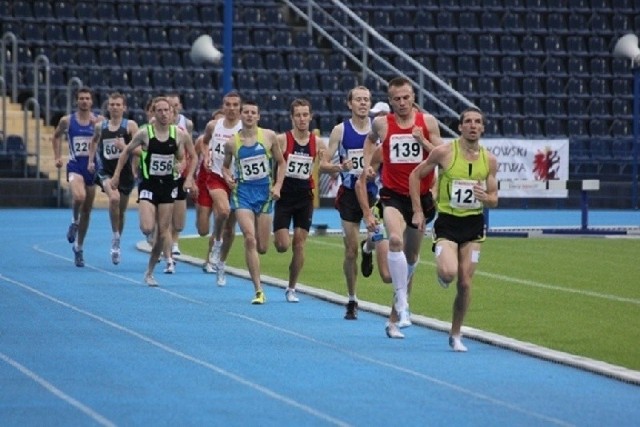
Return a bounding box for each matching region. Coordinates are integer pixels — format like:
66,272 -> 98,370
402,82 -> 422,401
387,76 -> 414,118
75,87 -> 94,112
240,99 -> 260,128
346,86 -> 371,119
222,90 -> 242,121
152,97 -> 174,126
458,107 -> 484,142
107,92 -> 126,119
290,98 -> 313,132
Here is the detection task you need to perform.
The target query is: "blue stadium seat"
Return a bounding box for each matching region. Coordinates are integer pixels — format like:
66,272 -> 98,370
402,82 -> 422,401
478,34 -> 498,54
320,74 -> 339,92
412,33 -> 435,53
502,118 -> 522,137
568,13 -> 589,35
477,77 -> 496,95
566,77 -> 590,98
588,119 -> 608,136
525,12 -> 546,34
544,57 -> 566,76
500,76 -> 521,95
479,56 -> 500,77
523,98 -> 544,118
77,48 -> 98,66
523,119 -> 543,137
568,98 -> 589,118
522,77 -> 544,96
119,49 -> 139,67
588,99 -> 610,118
545,76 -> 566,96
108,26 -> 128,45
567,119 -> 588,136
435,57 -> 456,77
456,77 -> 475,96
130,69 -> 150,87
589,78 -> 610,98
610,120 -> 631,138
545,98 -> 566,118
299,72 -> 319,92
99,50 -> 119,67
587,36 -> 606,54
435,34 -> 455,54
500,98 -> 521,117
33,1 -> 54,20
546,12 -> 567,33
499,35 -> 521,55
477,97 -> 497,115
458,11 -> 480,32
11,1 -> 33,18
95,3 -> 116,20
590,58 -> 609,77
501,57 -> 522,76
65,24 -> 86,44
242,52 -> 264,70
567,57 -> 589,77
544,118 -> 565,138
480,10 -> 501,31
151,70 -> 172,90
264,53 -> 285,70
589,13 -> 611,35
611,99 -> 632,118
457,56 -> 478,76
503,12 -> 525,34
109,69 -> 130,89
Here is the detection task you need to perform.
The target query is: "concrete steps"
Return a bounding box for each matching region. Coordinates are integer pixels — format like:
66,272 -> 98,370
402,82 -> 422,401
1,97 -> 116,208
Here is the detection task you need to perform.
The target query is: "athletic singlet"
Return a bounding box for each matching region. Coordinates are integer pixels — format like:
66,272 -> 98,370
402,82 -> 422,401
174,114 -> 192,179
140,124 -> 178,183
68,113 -> 95,163
233,128 -> 271,186
437,139 -> 490,217
210,119 -> 242,177
282,131 -> 316,193
380,113 -> 434,196
338,118 -> 377,194
96,119 -> 131,176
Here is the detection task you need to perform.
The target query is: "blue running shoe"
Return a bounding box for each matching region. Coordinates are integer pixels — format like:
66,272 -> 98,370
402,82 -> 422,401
67,222 -> 78,243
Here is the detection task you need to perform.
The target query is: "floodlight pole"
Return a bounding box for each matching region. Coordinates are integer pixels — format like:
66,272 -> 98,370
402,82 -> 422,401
632,66 -> 639,209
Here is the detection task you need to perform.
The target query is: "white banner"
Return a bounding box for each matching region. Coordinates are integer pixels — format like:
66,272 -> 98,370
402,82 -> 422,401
481,138 -> 570,198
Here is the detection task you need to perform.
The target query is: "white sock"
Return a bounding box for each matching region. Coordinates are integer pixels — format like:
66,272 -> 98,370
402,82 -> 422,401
387,250 -> 408,313
362,234 -> 374,254
214,239 -> 222,248
113,232 -> 120,240
348,295 -> 357,302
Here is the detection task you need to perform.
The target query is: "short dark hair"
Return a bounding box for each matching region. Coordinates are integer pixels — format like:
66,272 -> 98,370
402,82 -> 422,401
387,76 -> 412,92
290,98 -> 312,116
240,99 -> 259,113
459,107 -> 484,124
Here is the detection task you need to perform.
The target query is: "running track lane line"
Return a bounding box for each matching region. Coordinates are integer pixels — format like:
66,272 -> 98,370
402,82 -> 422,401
6,247 -> 577,427
0,351 -> 117,427
0,273 -> 353,427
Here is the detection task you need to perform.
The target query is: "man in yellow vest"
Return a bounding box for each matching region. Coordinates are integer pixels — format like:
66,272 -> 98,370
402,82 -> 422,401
409,107 -> 498,352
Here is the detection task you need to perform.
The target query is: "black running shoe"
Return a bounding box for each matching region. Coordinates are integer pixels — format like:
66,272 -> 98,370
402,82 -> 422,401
73,247 -> 84,267
360,240 -> 373,278
344,300 -> 358,320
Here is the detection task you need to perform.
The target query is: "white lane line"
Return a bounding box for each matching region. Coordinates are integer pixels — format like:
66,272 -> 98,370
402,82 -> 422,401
2,264 -> 573,427
312,239 -> 640,305
0,351 -> 117,427
0,273 -> 352,427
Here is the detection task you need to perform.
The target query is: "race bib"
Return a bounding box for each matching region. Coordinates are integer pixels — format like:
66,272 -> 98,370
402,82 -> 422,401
347,148 -> 364,175
149,153 -> 174,176
450,179 -> 483,210
285,153 -> 313,180
72,136 -> 91,157
239,154 -> 269,181
389,134 -> 422,164
102,138 -> 121,160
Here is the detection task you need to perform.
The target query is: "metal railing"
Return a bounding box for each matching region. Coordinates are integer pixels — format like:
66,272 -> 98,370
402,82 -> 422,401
282,0 -> 477,137
33,54 -> 51,126
23,97 -> 41,178
1,32 -> 18,103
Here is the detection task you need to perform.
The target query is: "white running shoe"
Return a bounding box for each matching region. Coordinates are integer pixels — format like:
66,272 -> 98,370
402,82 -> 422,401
385,322 -> 404,339
216,266 -> 226,287
397,308 -> 412,328
144,273 -> 158,287
171,243 -> 181,256
449,335 -> 468,352
203,262 -> 216,273
164,259 -> 175,274
111,237 -> 121,265
285,288 -> 299,303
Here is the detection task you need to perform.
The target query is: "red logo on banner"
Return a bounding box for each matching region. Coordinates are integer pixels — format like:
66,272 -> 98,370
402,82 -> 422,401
533,147 -> 560,180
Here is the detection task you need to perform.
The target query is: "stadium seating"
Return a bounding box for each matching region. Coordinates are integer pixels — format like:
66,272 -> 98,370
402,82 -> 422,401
1,0 -> 638,182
